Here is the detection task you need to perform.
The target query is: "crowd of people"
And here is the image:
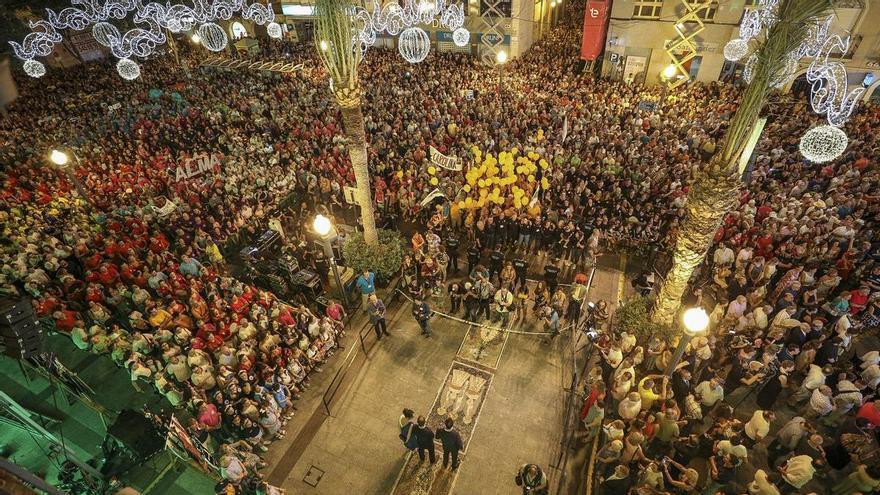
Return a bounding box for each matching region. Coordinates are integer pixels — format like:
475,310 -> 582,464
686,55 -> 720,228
1,0 -> 878,492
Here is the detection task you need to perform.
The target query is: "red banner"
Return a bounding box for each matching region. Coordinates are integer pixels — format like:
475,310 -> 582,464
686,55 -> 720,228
580,0 -> 609,61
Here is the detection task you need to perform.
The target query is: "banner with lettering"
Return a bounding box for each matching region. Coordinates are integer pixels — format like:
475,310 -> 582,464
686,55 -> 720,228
580,0 -> 609,61
429,146 -> 463,171
175,153 -> 222,182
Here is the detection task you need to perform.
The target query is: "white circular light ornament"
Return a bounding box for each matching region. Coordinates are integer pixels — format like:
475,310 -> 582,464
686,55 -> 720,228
799,125 -> 847,163
198,22 -> 228,52
723,38 -> 748,62
92,22 -> 120,47
398,27 -> 430,64
452,27 -> 470,47
116,58 -> 141,80
267,22 -> 282,39
23,59 -> 46,78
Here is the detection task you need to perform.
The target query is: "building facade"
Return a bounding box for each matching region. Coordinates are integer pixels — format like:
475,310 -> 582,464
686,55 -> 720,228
599,0 -> 880,101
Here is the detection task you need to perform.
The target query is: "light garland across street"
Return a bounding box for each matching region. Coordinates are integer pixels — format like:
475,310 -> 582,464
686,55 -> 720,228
10,0 -> 276,79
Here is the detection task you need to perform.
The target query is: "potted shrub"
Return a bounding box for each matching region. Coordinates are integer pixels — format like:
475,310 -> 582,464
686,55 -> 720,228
342,229 -> 406,288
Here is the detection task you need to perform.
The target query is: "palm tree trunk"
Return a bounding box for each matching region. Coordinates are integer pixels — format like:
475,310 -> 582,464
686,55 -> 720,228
652,163 -> 739,325
650,0 -> 833,325
339,103 -> 379,245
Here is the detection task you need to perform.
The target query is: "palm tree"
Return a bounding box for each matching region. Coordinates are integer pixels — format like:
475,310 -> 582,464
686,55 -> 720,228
314,0 -> 379,245
651,0 -> 834,325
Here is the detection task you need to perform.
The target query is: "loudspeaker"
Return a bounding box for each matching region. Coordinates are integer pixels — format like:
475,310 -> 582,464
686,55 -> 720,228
0,298 -> 44,359
107,409 -> 166,460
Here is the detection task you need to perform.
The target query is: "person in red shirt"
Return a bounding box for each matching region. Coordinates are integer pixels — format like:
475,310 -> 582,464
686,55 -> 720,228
850,286 -> 870,315
857,399 -> 880,427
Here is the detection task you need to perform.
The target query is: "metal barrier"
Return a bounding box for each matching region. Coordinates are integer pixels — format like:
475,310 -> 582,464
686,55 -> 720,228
320,316 -> 379,416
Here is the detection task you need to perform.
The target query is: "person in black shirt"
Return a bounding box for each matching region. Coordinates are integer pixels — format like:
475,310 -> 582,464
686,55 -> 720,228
544,263 -> 560,295
436,417 -> 463,470
413,416 -> 436,463
518,218 -> 532,253
530,221 -> 543,255
488,248 -> 504,284
447,281 -> 466,314
513,258 -> 528,290
445,236 -> 460,274
467,245 -> 481,275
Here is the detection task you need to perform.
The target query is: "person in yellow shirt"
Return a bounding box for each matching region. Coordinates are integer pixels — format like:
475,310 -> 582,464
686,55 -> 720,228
638,375 -> 666,411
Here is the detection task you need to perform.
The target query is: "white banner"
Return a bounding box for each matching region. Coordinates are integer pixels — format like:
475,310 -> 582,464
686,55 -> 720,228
429,146 -> 462,171
420,188 -> 446,207
175,153 -> 221,182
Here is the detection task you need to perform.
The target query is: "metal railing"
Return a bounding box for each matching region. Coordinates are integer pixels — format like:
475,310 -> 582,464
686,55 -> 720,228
320,316 -> 379,416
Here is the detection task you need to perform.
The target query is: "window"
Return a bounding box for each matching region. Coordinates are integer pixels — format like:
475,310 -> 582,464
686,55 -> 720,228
743,0 -> 760,8
632,0 -> 662,18
687,0 -> 718,21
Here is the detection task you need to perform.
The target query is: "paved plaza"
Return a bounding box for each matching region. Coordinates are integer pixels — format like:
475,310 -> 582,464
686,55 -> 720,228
262,255 -> 632,494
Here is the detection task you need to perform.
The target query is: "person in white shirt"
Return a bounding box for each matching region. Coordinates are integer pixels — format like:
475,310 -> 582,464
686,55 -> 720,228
788,364 -> 830,406
716,437 -> 748,462
780,454 -> 816,490
713,243 -> 735,266
804,385 -> 834,419
744,410 -> 774,446
694,378 -> 724,408
618,392 -> 642,421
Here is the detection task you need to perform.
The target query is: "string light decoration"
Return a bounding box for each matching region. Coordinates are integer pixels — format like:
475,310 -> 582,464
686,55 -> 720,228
398,26 -> 430,63
453,27 -> 470,47
23,59 -> 46,78
92,22 -> 120,48
267,21 -> 282,39
349,0 -> 465,62
10,0 -> 277,79
799,124 -> 847,163
723,38 -> 749,62
728,0 -> 861,160
116,58 -> 141,80
198,22 -> 228,52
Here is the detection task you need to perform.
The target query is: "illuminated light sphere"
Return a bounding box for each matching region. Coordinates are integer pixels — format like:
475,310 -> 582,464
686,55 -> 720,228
452,27 -> 470,47
661,64 -> 677,80
319,39 -> 329,51
398,27 -> 430,64
313,214 -> 332,236
267,22 -> 282,39
682,307 -> 709,335
723,38 -> 748,62
116,58 -> 141,80
496,49 -> 508,64
191,33 -> 201,44
92,22 -> 120,47
799,124 -> 848,163
23,59 -> 46,78
198,22 -> 228,52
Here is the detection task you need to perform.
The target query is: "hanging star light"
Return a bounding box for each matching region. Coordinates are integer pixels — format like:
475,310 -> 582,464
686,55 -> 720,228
799,124 -> 847,163
452,27 -> 470,47
723,38 -> 749,62
116,58 -> 141,80
198,22 -> 229,52
267,22 -> 282,39
398,26 -> 430,63
23,59 -> 46,78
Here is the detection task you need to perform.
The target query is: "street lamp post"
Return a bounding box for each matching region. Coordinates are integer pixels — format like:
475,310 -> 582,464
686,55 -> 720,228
496,49 -> 508,110
664,306 -> 709,376
50,149 -> 92,207
313,214 -> 350,309
659,64 -> 678,109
